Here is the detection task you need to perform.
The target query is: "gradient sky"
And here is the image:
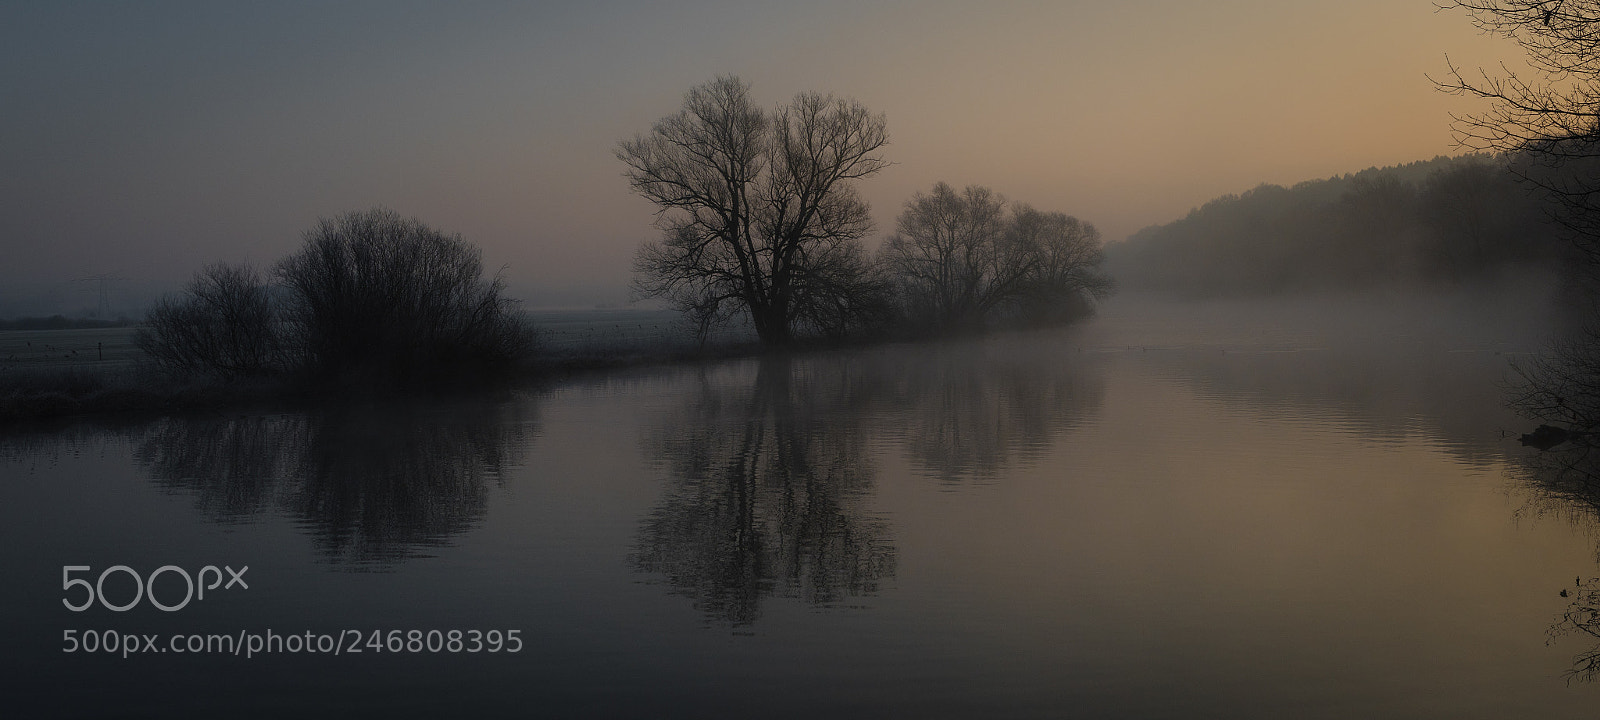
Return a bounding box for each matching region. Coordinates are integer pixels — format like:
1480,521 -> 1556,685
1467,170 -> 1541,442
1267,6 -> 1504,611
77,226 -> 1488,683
0,0 -> 1529,311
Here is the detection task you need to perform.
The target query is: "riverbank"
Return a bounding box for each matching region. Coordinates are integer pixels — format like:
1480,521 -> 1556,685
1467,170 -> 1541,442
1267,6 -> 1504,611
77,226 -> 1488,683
0,309 -> 769,425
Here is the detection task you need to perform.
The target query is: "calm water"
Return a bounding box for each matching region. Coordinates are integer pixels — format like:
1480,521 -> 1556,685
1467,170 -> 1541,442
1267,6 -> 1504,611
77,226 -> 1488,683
4,292 -> 1599,718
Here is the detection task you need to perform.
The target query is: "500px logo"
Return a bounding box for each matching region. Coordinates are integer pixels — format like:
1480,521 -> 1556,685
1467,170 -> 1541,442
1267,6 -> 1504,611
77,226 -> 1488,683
62,565 -> 249,612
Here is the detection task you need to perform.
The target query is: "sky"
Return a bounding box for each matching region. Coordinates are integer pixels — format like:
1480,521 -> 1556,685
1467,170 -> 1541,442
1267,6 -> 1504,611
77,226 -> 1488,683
0,0 -> 1530,313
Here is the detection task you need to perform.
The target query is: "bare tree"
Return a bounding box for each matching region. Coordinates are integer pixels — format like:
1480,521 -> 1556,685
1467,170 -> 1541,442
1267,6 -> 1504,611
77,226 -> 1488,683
880,183 -> 1112,330
1437,2 -> 1600,435
1435,1 -> 1600,155
137,262 -> 285,379
880,183 -> 1010,327
1435,1 -> 1600,259
1005,204 -> 1116,324
620,76 -> 892,345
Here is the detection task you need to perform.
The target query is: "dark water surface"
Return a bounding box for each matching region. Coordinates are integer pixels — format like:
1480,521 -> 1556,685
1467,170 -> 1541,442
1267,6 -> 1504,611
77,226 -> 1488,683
4,292 -> 1598,718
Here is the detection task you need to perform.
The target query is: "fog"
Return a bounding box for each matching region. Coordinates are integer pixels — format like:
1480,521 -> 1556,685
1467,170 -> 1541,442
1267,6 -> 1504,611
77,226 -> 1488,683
0,1 -> 1532,315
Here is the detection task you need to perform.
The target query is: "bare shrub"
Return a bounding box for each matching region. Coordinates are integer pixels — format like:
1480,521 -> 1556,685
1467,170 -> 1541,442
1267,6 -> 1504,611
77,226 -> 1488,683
275,208 -> 535,388
136,262 -> 284,379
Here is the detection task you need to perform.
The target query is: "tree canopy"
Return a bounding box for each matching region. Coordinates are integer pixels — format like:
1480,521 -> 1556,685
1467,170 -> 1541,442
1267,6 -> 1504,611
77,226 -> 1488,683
881,182 -> 1112,329
620,76 -> 891,345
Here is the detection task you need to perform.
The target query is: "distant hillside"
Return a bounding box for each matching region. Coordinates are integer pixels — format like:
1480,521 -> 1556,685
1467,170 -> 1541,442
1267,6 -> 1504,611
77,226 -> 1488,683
1105,155 -> 1568,297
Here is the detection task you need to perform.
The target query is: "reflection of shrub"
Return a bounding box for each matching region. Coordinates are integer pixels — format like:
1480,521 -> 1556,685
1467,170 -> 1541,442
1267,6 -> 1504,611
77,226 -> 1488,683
137,263 -> 284,379
277,208 -> 535,387
133,397 -> 537,565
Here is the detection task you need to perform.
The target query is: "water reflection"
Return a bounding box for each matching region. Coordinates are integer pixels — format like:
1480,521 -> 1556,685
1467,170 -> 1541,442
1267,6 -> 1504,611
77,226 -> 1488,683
631,335 -> 1106,624
136,398 -> 538,565
1554,575 -> 1600,682
867,334 -> 1104,482
632,357 -> 895,624
1516,440 -> 1600,680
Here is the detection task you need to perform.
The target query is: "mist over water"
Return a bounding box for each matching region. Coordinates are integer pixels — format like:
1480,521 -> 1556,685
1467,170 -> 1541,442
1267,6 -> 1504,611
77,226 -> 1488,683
3,280 -> 1598,717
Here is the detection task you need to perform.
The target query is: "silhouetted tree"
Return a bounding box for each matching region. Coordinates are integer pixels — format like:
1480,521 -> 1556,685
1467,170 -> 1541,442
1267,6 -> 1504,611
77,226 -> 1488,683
1437,1 -> 1600,260
1006,204 -> 1116,325
137,262 -> 285,379
620,76 -> 892,345
880,183 -> 1008,327
1437,3 -> 1600,439
276,208 -> 535,388
881,182 -> 1111,330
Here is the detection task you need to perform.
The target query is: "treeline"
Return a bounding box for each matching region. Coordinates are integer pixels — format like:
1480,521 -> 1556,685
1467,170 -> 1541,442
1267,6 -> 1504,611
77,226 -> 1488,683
1105,155 -> 1568,297
0,316 -> 135,331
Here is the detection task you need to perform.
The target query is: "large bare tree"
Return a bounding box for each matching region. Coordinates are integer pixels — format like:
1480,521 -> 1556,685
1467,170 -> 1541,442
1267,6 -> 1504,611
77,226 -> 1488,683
619,76 -> 891,345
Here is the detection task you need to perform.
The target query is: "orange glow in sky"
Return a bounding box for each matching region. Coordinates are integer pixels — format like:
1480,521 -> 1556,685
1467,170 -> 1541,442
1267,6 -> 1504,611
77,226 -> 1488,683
0,1 -> 1531,307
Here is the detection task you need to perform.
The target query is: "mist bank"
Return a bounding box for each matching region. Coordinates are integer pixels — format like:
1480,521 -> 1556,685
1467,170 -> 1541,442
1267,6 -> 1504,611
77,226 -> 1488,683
1104,154 -> 1571,299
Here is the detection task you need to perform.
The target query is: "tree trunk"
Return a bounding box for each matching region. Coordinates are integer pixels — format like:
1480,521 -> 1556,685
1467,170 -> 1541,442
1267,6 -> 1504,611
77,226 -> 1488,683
752,307 -> 792,346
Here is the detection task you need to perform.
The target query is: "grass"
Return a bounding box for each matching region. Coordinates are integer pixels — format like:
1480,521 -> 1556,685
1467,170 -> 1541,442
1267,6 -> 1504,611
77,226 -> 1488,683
0,363 -> 299,424
0,306 -> 1092,424
0,313 -> 761,424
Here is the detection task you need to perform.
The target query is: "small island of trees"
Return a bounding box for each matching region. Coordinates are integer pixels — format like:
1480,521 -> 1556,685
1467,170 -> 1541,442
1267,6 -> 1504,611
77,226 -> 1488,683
620,75 -> 1113,347
4,75 -> 1113,420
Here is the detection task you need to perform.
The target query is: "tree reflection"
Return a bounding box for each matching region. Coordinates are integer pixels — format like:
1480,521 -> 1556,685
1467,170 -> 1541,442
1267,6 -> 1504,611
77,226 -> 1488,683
631,357 -> 895,625
867,334 -> 1104,482
1553,574 -> 1600,682
631,337 -> 1104,624
135,397 -> 537,565
1509,410 -> 1600,680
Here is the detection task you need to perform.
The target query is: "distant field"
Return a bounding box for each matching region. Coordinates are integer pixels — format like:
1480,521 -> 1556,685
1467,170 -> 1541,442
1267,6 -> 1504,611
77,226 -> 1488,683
0,309 -> 752,376
0,327 -> 142,373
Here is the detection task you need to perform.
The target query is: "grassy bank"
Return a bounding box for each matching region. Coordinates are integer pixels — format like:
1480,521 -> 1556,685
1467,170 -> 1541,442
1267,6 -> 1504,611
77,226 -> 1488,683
0,304 -> 1100,425
0,312 -> 764,425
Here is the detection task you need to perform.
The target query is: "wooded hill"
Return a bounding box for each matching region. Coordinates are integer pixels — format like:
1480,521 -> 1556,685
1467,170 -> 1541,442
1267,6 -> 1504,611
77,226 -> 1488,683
1105,155 -> 1569,297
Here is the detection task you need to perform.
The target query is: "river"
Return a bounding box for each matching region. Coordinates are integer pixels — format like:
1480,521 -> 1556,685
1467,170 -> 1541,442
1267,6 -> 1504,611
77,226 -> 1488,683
3,288 -> 1596,718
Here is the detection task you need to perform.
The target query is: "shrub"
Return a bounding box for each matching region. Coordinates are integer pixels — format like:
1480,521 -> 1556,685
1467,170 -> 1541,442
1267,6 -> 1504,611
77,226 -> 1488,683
137,262 -> 285,379
275,208 -> 535,388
